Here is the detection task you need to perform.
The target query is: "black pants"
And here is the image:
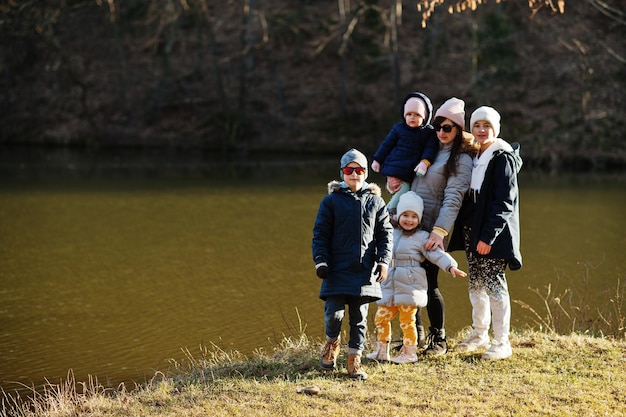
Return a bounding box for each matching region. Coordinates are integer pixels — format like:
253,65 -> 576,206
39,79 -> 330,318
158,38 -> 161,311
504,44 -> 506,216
415,260 -> 445,331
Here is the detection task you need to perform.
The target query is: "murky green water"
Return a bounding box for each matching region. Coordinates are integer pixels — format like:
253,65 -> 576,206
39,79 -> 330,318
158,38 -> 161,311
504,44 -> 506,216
0,153 -> 624,395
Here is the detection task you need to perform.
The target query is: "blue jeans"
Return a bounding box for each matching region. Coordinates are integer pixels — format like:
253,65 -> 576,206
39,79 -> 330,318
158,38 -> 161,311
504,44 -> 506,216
324,295 -> 369,354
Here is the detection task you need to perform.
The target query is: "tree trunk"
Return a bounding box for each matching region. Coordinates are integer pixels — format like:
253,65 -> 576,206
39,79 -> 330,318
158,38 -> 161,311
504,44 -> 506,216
338,0 -> 349,113
198,0 -> 228,112
390,0 -> 401,102
239,0 -> 256,117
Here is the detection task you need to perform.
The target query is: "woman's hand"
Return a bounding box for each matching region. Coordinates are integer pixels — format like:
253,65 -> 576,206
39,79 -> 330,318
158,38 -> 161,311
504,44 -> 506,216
426,232 -> 444,251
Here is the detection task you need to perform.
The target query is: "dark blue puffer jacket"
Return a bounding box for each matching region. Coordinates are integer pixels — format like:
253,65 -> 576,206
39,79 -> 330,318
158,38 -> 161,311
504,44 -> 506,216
312,181 -> 393,302
449,142 -> 523,271
373,92 -> 439,183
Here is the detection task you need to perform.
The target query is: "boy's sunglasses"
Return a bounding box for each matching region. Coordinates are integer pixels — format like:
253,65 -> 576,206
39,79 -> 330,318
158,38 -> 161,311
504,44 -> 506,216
342,166 -> 366,175
433,124 -> 455,133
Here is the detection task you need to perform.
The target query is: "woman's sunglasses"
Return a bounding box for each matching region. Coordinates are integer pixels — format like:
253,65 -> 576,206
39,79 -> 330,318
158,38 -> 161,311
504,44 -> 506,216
342,166 -> 367,175
433,124 -> 455,133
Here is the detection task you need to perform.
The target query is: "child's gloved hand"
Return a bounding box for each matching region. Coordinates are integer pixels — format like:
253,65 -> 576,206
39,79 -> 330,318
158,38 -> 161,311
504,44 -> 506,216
414,161 -> 428,177
371,161 -> 381,173
373,264 -> 388,283
316,264 -> 329,279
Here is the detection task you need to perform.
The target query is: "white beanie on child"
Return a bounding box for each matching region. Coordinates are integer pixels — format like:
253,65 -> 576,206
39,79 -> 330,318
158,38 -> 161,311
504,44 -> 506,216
470,106 -> 501,137
404,97 -> 427,119
396,191 -> 424,223
434,97 -> 465,129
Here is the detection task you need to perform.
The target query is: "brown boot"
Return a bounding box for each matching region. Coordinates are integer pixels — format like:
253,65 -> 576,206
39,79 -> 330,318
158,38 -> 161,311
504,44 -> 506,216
320,338 -> 341,371
347,354 -> 368,380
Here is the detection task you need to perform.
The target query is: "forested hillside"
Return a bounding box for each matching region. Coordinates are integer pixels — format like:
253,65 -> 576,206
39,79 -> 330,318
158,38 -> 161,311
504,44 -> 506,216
1,0 -> 624,171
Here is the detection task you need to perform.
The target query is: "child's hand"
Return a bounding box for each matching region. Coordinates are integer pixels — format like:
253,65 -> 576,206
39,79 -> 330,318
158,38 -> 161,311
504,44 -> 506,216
449,266 -> 467,278
371,161 -> 381,173
414,161 -> 428,177
373,264 -> 388,283
476,240 -> 492,255
316,264 -> 329,279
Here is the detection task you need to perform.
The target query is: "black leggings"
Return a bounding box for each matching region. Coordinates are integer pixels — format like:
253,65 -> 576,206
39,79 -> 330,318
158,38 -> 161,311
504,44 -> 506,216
415,260 -> 445,330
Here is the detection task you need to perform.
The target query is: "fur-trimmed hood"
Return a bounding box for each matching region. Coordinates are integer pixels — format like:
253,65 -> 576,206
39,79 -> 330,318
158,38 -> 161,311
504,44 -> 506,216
327,180 -> 382,196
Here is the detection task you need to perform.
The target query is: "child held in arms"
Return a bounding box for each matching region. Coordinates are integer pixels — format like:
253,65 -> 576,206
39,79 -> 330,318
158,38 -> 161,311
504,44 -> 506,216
371,92 -> 439,224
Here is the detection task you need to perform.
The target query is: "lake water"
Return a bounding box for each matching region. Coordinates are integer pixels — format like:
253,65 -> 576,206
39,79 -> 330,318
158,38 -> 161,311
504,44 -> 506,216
1,148 -> 624,395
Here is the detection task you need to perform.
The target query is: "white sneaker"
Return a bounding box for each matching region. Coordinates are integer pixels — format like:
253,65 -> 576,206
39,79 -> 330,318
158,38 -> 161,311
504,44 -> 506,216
391,345 -> 418,364
365,341 -> 390,361
455,331 -> 490,353
482,340 -> 512,360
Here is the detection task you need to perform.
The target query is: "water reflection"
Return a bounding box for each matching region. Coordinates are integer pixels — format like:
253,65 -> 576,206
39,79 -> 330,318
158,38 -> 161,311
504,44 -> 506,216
0,147 -> 624,396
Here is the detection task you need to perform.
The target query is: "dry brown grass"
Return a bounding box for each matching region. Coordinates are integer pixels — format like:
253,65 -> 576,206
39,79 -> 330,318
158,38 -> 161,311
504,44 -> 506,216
3,330 -> 625,417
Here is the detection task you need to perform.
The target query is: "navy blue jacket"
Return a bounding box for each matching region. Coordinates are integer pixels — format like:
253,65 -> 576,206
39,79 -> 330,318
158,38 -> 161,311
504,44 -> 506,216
449,142 -> 523,270
373,92 -> 438,183
312,181 -> 393,302
373,123 -> 439,183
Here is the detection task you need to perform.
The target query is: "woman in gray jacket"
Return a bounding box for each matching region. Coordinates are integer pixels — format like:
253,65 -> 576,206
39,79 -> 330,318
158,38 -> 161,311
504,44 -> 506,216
390,97 -> 479,355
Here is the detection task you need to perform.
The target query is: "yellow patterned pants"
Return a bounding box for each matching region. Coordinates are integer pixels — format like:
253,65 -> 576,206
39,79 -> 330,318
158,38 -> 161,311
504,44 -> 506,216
373,303 -> 418,346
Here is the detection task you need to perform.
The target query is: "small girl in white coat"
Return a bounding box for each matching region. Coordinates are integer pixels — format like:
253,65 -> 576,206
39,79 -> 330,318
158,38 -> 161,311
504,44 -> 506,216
366,191 -> 467,364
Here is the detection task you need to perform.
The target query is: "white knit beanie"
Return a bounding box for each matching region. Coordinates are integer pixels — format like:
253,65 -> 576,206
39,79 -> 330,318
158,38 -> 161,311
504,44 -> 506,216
404,97 -> 427,119
434,97 -> 465,129
339,148 -> 368,180
396,191 -> 424,222
470,106 -> 501,137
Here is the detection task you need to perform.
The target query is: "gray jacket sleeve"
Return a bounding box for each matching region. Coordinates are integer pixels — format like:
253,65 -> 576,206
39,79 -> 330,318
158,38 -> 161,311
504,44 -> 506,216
433,153 -> 472,234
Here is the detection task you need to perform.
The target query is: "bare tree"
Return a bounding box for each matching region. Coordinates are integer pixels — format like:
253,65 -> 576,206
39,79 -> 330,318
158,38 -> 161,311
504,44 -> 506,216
338,0 -> 350,112
585,0 -> 626,29
415,0 -> 565,27
239,0 -> 256,117
390,0 -> 401,102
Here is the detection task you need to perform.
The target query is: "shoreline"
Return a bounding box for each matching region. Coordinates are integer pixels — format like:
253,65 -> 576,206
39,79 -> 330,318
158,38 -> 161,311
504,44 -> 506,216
3,330 -> 625,417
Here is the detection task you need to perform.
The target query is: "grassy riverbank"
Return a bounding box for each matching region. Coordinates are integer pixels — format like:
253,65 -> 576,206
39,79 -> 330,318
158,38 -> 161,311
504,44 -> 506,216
3,330 -> 625,417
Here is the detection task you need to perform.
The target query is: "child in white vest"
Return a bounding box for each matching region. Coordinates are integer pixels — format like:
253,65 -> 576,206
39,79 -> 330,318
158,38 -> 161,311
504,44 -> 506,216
367,191 -> 467,364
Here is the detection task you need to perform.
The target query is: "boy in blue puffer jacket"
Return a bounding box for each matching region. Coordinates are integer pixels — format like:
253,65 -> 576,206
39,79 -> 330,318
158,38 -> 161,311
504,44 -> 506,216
312,148 -> 393,380
371,92 -> 439,223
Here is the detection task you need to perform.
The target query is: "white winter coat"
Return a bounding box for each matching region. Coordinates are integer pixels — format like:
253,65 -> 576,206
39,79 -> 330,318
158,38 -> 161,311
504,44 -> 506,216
378,228 -> 459,308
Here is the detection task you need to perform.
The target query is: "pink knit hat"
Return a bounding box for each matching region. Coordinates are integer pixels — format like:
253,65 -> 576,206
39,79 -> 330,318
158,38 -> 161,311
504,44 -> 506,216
434,97 -> 465,129
404,97 -> 427,119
